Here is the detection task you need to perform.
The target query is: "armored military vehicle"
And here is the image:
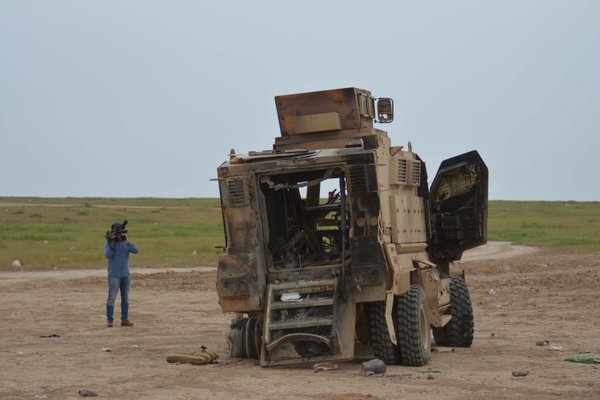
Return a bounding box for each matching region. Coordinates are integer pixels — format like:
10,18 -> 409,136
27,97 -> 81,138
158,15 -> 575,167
216,87 -> 488,367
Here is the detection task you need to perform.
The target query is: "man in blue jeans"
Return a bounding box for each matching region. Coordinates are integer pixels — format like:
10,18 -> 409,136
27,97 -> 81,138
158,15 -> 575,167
104,221 -> 139,328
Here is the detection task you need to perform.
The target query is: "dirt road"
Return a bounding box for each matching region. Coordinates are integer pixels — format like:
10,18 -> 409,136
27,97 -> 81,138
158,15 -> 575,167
1,245 -> 599,399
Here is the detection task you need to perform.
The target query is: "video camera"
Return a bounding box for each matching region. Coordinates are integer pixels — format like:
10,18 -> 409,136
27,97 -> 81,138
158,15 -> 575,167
106,220 -> 128,242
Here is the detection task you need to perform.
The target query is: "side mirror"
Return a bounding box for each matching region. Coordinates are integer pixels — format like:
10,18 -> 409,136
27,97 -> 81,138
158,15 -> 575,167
376,98 -> 394,123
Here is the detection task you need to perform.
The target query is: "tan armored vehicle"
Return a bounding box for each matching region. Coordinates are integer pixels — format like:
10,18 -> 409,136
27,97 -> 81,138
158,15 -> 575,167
216,87 -> 488,367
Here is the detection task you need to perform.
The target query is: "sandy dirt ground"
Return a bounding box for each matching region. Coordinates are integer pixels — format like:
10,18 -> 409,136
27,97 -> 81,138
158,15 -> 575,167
1,244 -> 599,400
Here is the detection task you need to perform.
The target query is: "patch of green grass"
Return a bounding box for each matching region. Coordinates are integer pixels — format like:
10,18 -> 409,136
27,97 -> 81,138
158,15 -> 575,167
1,197 -> 598,270
0,198 -> 223,270
488,201 -> 600,250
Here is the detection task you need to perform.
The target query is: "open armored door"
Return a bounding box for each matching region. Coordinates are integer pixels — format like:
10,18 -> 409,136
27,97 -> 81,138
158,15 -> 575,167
428,151 -> 488,262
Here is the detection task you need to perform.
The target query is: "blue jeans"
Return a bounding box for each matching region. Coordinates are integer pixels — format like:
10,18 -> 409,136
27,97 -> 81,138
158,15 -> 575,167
106,275 -> 131,321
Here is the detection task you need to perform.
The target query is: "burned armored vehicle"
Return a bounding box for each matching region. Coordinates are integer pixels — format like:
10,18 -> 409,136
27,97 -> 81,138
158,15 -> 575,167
216,87 -> 488,367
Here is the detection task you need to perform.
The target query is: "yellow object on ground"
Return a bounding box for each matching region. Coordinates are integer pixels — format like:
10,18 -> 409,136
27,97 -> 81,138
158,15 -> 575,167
166,352 -> 219,365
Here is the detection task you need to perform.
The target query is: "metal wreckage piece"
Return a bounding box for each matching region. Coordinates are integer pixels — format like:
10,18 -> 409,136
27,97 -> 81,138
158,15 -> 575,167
215,87 -> 488,367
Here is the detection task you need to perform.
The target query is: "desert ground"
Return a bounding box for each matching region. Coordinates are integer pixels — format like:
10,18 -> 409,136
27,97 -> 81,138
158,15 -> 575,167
1,244 -> 599,400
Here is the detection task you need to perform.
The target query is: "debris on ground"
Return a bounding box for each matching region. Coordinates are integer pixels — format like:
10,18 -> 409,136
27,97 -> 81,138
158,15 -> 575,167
102,348 -> 112,352
362,359 -> 386,376
166,350 -> 219,365
78,388 -> 98,397
313,362 -> 338,373
39,334 -> 60,338
432,346 -> 455,353
535,340 -> 550,346
420,369 -> 443,374
548,345 -> 564,352
12,260 -> 22,268
512,370 -> 529,377
564,353 -> 600,364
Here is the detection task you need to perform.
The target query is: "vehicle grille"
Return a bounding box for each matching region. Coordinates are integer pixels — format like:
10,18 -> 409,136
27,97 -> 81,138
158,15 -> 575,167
227,178 -> 247,206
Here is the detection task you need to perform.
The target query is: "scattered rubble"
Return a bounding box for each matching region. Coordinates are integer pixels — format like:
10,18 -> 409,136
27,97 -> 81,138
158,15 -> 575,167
362,359 -> 386,376
313,362 -> 338,373
432,347 -> 455,353
78,388 -> 98,397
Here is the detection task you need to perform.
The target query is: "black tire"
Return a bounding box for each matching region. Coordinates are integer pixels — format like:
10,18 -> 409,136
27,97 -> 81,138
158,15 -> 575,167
369,301 -> 400,365
396,285 -> 432,366
229,316 -> 262,359
245,317 -> 262,359
433,275 -> 474,347
228,318 -> 247,358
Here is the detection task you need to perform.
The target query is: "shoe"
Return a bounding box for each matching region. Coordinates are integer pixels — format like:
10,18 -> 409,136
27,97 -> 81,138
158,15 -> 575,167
107,320 -> 113,328
121,319 -> 134,327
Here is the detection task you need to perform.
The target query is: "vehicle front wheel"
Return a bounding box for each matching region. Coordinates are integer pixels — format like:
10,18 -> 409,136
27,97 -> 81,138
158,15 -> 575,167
395,285 -> 432,366
433,275 -> 474,347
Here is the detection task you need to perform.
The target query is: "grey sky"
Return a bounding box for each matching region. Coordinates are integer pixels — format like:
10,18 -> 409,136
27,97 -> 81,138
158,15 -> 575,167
1,1 -> 598,200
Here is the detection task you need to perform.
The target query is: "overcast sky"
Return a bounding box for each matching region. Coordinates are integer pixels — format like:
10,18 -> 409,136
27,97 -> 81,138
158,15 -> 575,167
1,1 -> 598,200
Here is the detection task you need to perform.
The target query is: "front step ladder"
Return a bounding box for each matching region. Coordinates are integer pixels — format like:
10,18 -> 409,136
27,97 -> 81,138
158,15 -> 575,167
261,279 -> 341,366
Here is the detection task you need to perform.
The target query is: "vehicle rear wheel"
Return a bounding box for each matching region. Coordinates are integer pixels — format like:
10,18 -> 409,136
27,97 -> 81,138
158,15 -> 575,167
433,275 -> 474,347
396,285 -> 431,366
228,316 -> 262,359
369,301 -> 400,365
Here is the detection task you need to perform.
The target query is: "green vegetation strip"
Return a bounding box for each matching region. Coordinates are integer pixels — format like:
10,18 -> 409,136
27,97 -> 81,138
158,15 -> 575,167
488,201 -> 600,249
1,198 -> 598,271
0,198 -> 223,271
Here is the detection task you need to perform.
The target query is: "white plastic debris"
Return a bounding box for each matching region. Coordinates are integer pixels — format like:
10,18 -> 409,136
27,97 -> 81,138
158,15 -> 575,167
281,292 -> 302,302
12,260 -> 22,268
432,346 -> 455,353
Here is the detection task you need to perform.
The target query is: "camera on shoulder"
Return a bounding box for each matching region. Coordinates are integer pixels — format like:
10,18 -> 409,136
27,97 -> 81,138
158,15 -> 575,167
106,220 -> 128,242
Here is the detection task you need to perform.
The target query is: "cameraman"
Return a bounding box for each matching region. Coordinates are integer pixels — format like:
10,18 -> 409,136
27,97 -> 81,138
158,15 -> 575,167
104,221 -> 138,328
